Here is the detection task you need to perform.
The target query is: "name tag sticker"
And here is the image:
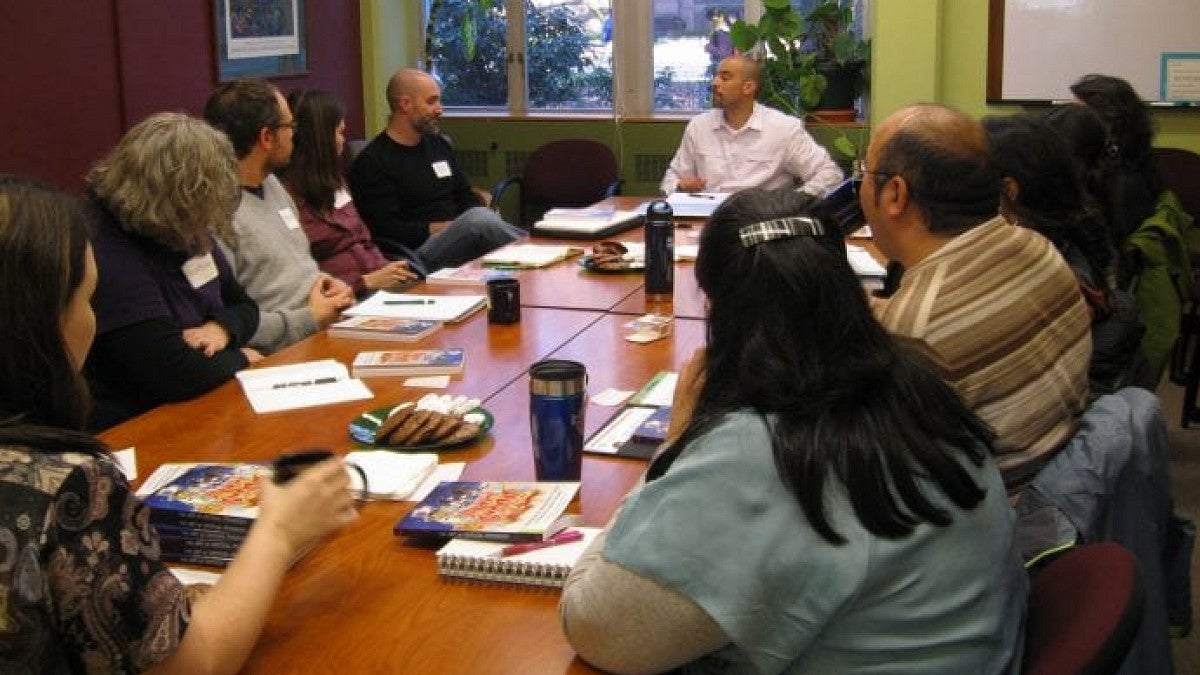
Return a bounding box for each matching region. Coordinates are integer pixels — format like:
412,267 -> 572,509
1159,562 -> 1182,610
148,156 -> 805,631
334,188 -> 352,209
431,160 -> 452,179
279,208 -> 302,230
182,253 -> 220,288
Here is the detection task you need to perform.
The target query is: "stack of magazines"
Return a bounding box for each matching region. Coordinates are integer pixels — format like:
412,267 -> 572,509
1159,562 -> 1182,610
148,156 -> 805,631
137,463 -> 266,567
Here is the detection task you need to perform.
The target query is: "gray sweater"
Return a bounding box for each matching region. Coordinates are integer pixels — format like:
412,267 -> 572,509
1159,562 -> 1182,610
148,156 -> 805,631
221,175 -> 320,353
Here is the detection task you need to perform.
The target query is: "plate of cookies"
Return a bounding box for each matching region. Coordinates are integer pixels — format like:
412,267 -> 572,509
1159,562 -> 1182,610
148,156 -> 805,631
349,394 -> 493,451
579,241 -> 644,273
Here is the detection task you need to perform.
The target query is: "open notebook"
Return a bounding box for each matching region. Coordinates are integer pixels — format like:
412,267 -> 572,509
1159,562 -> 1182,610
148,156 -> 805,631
435,527 -> 601,588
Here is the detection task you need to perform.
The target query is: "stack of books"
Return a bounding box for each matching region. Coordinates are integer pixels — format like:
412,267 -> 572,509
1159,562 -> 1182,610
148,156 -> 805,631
137,463 -> 267,567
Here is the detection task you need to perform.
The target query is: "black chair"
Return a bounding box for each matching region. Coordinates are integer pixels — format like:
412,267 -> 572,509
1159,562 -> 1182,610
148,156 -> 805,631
1158,148 -> 1200,425
491,139 -> 622,229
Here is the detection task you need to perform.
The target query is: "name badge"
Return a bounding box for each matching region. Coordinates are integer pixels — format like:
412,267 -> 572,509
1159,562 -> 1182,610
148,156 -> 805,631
182,253 -> 219,289
431,160 -> 452,179
334,188 -> 352,209
279,208 -> 302,230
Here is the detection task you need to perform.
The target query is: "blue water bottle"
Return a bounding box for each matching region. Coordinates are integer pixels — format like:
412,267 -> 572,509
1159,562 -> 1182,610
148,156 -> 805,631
529,359 -> 587,481
645,200 -> 674,299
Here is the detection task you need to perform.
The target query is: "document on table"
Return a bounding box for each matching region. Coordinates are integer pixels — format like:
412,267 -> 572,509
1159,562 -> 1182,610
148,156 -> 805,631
637,192 -> 731,218
343,292 -> 487,323
235,359 -> 373,414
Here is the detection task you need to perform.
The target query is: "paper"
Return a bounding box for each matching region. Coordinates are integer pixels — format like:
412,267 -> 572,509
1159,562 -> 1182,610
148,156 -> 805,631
535,209 -> 641,234
585,406 -> 657,454
480,244 -> 582,268
630,371 -> 678,407
591,388 -> 635,407
345,451 -> 439,500
404,375 -> 452,389
344,292 -> 486,323
235,359 -> 374,414
846,244 -> 886,278
170,567 -> 222,586
113,447 -> 137,481
638,192 -> 731,218
409,462 -> 467,502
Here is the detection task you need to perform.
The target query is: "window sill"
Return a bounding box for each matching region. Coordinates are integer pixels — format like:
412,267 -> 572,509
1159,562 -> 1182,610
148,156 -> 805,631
442,110 -> 866,128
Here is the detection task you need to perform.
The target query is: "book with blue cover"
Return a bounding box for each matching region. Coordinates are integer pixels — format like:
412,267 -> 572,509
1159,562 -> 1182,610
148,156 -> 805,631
328,316 -> 441,342
395,481 -> 580,542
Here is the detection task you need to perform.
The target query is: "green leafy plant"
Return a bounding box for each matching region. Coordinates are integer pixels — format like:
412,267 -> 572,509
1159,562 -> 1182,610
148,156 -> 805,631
805,0 -> 871,68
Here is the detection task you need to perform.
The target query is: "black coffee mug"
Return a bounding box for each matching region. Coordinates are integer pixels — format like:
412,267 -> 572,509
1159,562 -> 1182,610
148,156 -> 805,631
272,449 -> 369,501
486,277 -> 521,324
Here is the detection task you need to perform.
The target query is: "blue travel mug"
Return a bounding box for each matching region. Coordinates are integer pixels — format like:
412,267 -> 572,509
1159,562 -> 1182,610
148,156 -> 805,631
529,360 -> 587,481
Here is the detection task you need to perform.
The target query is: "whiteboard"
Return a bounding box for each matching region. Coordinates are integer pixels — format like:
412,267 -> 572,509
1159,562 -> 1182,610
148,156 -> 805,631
990,0 -> 1200,104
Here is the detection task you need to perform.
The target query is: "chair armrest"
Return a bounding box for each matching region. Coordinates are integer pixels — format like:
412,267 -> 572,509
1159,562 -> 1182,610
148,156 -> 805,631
604,179 -> 623,198
491,176 -> 522,212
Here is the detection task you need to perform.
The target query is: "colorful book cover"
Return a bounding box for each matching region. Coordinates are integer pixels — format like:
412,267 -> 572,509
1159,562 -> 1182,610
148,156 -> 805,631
142,463 -> 267,527
425,266 -> 515,287
351,348 -> 466,377
395,481 -> 580,542
329,316 -> 441,342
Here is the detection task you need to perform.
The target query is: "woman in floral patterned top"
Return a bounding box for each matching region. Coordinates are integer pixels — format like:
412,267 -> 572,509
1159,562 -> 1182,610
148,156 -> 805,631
0,175 -> 359,674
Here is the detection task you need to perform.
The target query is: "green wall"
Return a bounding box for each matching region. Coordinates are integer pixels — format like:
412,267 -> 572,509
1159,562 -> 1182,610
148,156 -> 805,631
359,0 -> 1200,205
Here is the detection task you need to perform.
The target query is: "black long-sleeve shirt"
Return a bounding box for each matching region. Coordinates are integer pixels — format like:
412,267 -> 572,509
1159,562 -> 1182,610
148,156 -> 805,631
348,132 -> 481,254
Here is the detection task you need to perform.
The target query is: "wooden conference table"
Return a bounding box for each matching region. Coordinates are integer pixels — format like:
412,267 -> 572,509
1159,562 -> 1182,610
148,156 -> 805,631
99,197 -> 878,674
98,203 -> 712,674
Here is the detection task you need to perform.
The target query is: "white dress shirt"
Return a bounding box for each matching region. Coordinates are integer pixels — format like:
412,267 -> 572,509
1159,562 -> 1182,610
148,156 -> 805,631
661,102 -> 844,197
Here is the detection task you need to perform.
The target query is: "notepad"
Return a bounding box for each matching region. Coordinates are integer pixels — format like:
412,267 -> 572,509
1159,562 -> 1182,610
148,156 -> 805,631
480,244 -> 583,268
344,292 -> 487,323
531,209 -> 643,239
435,527 -> 601,588
637,192 -> 731,218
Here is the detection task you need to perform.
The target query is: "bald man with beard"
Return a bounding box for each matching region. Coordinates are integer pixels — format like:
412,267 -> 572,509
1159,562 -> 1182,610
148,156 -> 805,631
863,104 -> 1091,494
349,68 -> 522,272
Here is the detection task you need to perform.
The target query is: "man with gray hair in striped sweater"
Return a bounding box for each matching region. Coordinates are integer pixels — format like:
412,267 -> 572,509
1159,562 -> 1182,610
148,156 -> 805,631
861,104 -> 1091,494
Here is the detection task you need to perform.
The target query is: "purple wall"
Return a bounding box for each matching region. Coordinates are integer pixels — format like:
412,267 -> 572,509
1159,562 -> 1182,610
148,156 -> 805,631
0,0 -> 364,191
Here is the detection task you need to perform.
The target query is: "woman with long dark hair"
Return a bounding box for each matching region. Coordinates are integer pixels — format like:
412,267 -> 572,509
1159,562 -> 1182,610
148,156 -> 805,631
281,88 -> 419,296
0,175 -> 357,674
560,189 -> 1026,674
984,113 -> 1151,393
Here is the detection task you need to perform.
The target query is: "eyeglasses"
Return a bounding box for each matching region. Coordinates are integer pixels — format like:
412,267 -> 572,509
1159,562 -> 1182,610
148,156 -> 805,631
850,160 -> 894,195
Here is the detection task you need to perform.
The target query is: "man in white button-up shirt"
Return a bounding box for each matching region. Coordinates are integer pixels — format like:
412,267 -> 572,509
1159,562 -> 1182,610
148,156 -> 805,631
661,55 -> 844,197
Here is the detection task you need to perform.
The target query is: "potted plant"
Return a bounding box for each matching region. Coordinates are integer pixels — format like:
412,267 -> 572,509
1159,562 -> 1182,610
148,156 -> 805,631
803,0 -> 870,121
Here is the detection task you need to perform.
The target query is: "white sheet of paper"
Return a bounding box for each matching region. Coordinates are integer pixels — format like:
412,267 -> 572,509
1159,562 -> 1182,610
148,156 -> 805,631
235,360 -> 374,414
170,568 -> 222,586
113,447 -> 137,481
404,375 -> 451,389
344,292 -> 486,323
408,462 -> 467,502
591,388 -> 635,407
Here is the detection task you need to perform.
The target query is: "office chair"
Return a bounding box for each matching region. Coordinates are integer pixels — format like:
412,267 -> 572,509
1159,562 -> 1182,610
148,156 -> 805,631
491,139 -> 622,228
1157,148 -> 1200,425
1022,542 -> 1145,675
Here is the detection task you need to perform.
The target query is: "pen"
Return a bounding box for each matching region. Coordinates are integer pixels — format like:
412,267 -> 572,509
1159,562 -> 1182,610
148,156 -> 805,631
686,193 -> 716,199
497,529 -> 584,557
271,377 -> 338,389
383,299 -> 435,305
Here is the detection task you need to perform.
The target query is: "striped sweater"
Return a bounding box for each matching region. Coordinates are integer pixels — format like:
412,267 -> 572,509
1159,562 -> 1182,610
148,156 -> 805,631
874,216 -> 1092,492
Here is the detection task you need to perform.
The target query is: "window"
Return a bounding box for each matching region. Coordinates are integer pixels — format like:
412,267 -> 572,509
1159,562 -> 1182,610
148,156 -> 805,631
426,1 -> 867,115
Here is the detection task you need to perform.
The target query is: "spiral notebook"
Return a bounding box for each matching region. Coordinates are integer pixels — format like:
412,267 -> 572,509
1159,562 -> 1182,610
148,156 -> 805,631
435,527 -> 601,588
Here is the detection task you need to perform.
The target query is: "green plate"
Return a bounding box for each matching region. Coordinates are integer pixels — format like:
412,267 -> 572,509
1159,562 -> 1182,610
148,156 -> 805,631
348,405 -> 493,451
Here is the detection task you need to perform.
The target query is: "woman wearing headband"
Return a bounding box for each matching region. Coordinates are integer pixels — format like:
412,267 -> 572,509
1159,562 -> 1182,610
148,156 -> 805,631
560,188 -> 1026,674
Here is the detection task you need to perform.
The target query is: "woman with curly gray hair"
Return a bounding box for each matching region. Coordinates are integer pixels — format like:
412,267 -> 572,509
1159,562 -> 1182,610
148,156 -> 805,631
85,112 -> 263,430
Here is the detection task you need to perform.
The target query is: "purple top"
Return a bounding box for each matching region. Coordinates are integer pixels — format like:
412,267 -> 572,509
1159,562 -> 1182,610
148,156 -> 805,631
291,185 -> 391,295
91,208 -> 231,333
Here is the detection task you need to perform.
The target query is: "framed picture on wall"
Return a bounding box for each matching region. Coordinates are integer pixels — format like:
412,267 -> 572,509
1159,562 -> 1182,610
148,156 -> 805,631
213,0 -> 307,82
